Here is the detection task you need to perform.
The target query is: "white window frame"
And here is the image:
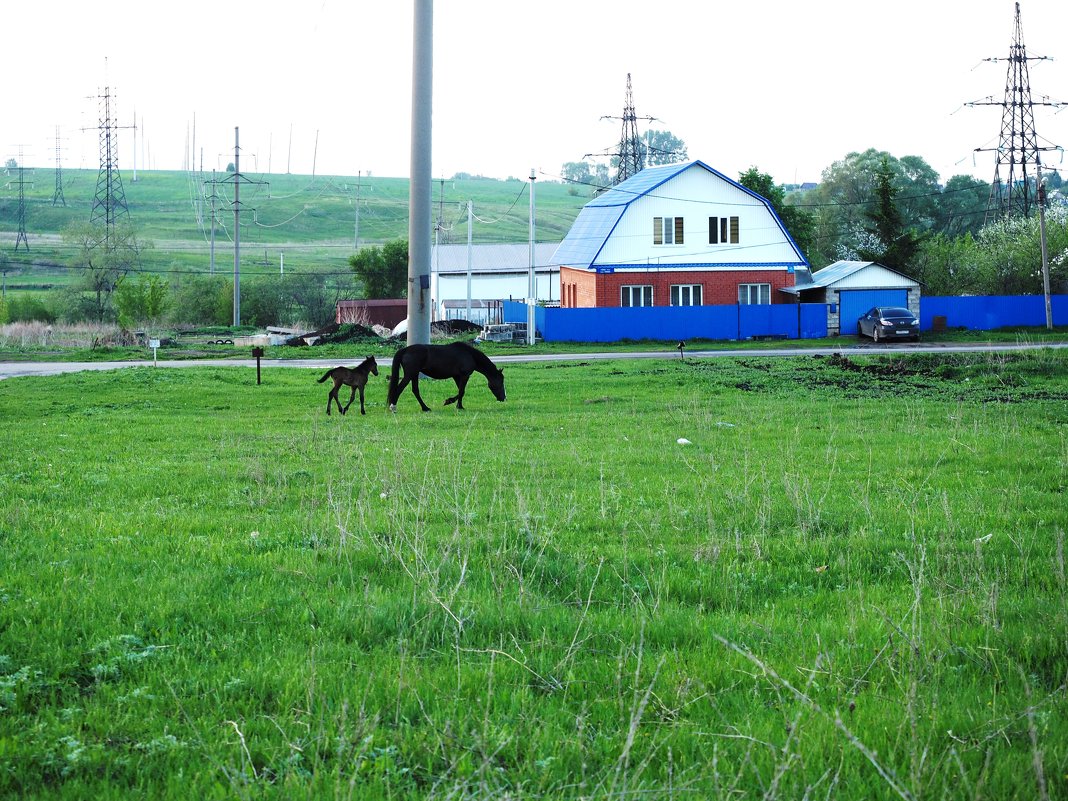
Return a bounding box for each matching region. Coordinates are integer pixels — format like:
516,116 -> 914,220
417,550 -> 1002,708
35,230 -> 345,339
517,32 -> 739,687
621,285 -> 653,307
709,216 -> 740,245
738,283 -> 771,305
653,216 -> 684,246
670,284 -> 703,307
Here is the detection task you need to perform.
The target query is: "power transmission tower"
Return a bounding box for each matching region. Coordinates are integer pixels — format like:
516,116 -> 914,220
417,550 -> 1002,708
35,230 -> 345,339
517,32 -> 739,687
967,2 -> 1064,222
52,126 -> 66,207
599,74 -> 658,185
10,147 -> 33,252
86,84 -> 135,247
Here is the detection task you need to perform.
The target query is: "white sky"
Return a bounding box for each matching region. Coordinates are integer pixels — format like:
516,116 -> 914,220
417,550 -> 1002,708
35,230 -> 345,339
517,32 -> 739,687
5,0 -> 1067,187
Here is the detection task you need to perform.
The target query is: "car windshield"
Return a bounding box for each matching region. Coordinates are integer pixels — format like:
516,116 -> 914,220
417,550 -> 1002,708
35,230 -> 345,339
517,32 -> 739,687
880,308 -> 913,317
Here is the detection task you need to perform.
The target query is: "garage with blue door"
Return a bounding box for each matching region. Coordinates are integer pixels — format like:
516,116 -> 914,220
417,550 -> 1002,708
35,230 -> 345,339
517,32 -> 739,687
780,261 -> 921,336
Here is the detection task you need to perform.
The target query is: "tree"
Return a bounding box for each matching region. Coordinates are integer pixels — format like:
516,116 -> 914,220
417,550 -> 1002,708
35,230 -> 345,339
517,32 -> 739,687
643,130 -> 688,166
738,167 -> 817,263
936,175 -> 991,238
349,239 -> 408,298
4,158 -> 16,170
62,221 -> 152,322
858,156 -> 921,271
114,274 -> 169,329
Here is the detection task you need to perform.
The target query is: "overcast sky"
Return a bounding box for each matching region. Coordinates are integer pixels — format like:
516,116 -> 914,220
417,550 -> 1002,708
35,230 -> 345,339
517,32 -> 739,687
5,0 -> 1067,187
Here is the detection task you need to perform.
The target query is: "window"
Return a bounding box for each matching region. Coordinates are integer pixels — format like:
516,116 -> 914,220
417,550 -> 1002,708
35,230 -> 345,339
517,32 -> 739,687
738,283 -> 771,305
621,285 -> 653,307
653,216 -> 684,245
671,284 -> 703,306
709,216 -> 740,244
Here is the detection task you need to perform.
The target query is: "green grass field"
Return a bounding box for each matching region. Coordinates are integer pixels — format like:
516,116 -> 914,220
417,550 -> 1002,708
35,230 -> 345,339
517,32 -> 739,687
0,169 -> 589,294
1,350 -> 1066,799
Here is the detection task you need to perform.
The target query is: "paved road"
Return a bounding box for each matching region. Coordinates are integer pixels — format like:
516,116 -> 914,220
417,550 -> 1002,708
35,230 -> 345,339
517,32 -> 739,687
3,340 -> 1067,381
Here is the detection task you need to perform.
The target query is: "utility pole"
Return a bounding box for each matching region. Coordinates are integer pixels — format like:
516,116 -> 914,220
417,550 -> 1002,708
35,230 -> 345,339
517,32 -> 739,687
527,168 -> 536,345
1037,173 -> 1052,330
206,128 -> 269,325
52,126 -> 66,206
407,0 -> 433,346
967,2 -> 1064,221
354,170 -> 361,250
466,200 -> 473,323
86,83 -> 134,249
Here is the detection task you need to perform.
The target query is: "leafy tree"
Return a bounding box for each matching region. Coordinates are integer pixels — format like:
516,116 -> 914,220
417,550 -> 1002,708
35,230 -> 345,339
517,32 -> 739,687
643,130 -> 688,166
858,156 -> 922,271
738,167 -> 817,263
936,175 -> 990,238
4,158 -> 16,170
62,221 -> 152,322
114,274 -> 170,329
169,275 -> 230,325
349,239 -> 408,298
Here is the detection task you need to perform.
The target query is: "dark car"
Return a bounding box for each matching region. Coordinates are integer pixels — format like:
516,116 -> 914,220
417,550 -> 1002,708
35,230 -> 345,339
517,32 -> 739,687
856,306 -> 920,342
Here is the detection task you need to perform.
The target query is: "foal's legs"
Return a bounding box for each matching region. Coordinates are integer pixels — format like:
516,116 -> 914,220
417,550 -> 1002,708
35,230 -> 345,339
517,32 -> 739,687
341,383 -> 357,415
326,382 -> 341,415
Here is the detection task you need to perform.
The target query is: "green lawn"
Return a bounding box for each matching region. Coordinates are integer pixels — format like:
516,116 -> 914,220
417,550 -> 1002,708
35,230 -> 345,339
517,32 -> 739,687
1,350 -> 1066,799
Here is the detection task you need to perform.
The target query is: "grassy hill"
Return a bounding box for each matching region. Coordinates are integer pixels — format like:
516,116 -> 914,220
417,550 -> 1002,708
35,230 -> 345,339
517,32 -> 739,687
0,168 -> 590,293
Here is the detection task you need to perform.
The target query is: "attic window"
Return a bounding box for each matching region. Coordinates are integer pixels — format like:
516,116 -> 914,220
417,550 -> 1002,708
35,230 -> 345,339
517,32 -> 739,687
653,217 -> 684,245
709,216 -> 740,245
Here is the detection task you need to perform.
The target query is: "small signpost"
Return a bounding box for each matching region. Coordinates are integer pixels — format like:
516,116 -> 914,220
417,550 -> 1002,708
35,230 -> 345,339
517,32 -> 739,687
149,338 -> 160,367
251,346 -> 265,385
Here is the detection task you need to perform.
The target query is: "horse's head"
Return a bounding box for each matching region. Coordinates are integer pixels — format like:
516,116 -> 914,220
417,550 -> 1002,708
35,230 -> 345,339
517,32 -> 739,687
366,356 -> 379,376
489,368 -> 506,402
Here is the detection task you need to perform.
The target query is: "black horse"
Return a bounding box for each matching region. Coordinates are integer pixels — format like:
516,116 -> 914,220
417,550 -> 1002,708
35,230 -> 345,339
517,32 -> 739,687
317,356 -> 379,415
387,342 -> 506,412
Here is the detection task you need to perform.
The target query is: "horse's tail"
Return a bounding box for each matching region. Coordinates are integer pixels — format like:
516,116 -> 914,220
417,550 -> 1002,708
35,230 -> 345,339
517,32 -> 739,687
386,351 -> 403,405
317,369 -> 334,383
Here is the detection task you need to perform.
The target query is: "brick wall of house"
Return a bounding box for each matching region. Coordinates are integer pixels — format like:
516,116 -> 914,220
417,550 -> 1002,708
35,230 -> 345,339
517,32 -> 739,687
573,269 -> 797,307
560,267 -> 601,308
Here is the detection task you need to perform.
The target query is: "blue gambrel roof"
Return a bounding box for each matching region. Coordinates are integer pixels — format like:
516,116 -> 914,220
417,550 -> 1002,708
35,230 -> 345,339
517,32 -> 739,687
550,160 -> 805,269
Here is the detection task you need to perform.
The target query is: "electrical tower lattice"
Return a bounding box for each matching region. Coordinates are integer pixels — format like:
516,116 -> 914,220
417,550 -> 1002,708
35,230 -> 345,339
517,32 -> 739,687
13,147 -> 33,252
88,86 -> 131,246
614,74 -> 645,184
968,2 -> 1064,222
52,126 -> 66,207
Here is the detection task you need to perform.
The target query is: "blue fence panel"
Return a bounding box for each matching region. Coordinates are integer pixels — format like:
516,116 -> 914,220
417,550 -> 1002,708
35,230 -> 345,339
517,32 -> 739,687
920,295 -> 1068,330
800,304 -> 829,339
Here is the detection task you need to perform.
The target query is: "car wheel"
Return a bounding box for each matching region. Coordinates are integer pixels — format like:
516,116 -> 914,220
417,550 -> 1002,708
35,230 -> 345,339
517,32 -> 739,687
873,327 -> 881,343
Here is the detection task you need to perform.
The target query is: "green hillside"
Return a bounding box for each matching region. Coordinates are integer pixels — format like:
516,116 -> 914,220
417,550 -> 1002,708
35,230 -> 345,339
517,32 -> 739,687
0,168 -> 589,291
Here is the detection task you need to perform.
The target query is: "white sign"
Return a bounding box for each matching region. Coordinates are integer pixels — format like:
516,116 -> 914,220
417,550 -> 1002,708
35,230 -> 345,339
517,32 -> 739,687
149,339 -> 160,349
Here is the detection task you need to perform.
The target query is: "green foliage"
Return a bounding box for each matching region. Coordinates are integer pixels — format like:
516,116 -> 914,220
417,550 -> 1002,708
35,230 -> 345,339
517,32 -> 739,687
114,274 -> 170,329
858,155 -> 922,271
644,129 -> 688,165
739,166 -> 817,262
349,238 -> 408,298
0,292 -> 58,323
168,274 -> 231,326
61,220 -> 153,323
1,353 -> 1066,798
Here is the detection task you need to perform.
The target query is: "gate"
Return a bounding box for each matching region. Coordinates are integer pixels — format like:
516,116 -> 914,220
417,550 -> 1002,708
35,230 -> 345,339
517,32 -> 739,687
839,289 -> 908,334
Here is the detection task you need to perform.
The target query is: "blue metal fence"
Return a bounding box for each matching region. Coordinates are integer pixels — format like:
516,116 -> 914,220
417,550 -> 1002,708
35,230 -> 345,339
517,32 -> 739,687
502,301 -> 829,342
921,295 -> 1068,331
496,295 -> 1067,342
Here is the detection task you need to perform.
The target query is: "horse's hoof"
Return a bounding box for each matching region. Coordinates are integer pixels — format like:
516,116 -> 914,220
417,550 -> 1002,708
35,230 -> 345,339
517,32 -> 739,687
388,404 -> 397,413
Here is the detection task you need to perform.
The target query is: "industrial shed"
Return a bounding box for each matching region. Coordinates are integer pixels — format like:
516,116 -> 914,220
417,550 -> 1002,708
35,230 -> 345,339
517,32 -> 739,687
781,260 -> 922,336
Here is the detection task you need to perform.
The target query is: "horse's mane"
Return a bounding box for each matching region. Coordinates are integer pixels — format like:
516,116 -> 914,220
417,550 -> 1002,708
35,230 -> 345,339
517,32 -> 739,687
453,341 -> 498,372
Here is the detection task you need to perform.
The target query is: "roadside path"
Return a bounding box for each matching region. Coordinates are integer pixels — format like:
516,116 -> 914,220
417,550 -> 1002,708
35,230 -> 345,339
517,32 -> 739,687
3,341 -> 1068,381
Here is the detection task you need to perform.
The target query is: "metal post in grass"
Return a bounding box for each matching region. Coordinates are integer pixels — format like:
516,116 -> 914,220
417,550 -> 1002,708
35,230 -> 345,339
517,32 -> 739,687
1038,175 -> 1052,330
527,168 -> 536,345
406,0 -> 433,346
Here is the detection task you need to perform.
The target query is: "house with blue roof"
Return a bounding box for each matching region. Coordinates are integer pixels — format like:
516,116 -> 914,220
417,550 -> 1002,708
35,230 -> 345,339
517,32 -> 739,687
551,160 -> 808,309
